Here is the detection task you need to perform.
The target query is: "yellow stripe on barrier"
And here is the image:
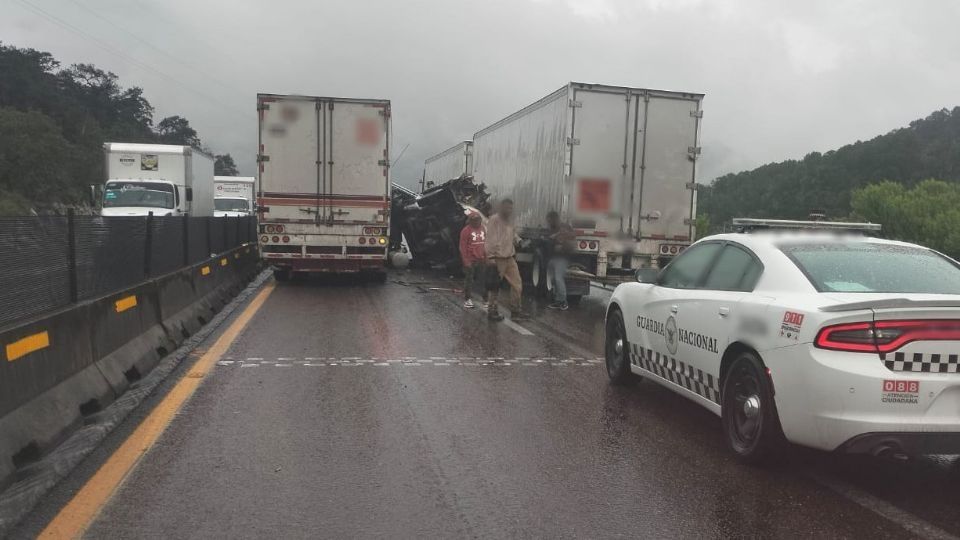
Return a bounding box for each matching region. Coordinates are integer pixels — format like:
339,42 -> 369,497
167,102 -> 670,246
114,295 -> 137,313
6,331 -> 50,362
220,258 -> 228,266
234,252 -> 240,259
201,266 -> 211,276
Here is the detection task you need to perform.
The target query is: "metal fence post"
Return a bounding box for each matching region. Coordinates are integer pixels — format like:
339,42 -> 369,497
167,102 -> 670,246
205,216 -> 212,257
235,216 -> 241,247
182,215 -> 190,267
144,211 -> 154,278
66,209 -> 78,303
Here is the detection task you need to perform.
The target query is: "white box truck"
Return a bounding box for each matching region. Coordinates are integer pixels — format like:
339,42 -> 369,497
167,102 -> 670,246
424,140 -> 472,188
214,176 -> 256,216
257,93 -> 391,280
101,143 -> 215,217
468,82 -> 703,302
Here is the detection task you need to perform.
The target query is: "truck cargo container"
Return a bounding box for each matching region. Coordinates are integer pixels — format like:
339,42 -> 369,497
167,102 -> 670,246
101,143 -> 215,217
214,176 -> 256,216
424,140 -> 472,187
466,82 -> 703,302
257,93 -> 391,280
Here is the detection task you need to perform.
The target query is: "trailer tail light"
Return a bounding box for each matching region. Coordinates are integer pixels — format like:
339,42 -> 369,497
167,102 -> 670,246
579,241 -> 588,250
363,227 -> 371,235
378,237 -> 387,245
589,241 -> 598,250
670,246 -> 678,255
275,225 -> 285,233
282,236 -> 290,243
368,237 -> 376,245
271,236 -> 280,243
359,237 -> 367,244
260,235 -> 269,243
815,319 -> 960,353
265,225 -> 276,233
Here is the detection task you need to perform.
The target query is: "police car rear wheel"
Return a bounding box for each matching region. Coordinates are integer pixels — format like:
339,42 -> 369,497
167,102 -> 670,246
721,353 -> 783,464
605,309 -> 632,384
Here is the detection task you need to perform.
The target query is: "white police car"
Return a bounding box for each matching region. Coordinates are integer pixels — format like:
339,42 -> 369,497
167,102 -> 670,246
605,219 -> 960,463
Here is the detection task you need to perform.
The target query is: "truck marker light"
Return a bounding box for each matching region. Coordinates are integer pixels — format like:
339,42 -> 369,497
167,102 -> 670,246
670,246 -> 678,254
359,237 -> 367,244
271,236 -> 280,243
261,235 -> 269,243
6,331 -> 50,362
282,236 -> 290,243
265,225 -> 275,233
579,241 -> 588,249
368,237 -> 376,244
589,241 -> 598,250
378,237 -> 387,245
275,225 -> 285,233
220,258 -> 228,266
201,266 -> 211,276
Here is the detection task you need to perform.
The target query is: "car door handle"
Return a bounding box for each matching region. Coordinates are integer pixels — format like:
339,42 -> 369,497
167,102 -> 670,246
670,305 -> 679,314
718,307 -> 730,317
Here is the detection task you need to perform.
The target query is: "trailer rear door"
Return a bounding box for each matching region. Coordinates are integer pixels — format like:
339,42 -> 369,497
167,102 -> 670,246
568,87 -> 638,234
632,94 -> 701,241
326,100 -> 390,224
258,95 -> 323,222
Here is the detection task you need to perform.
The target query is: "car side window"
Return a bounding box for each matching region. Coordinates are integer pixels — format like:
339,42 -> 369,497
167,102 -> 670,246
702,244 -> 762,291
658,242 -> 722,289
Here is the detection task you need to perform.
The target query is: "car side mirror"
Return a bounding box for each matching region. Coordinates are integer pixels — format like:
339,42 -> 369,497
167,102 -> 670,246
185,187 -> 193,202
635,268 -> 659,283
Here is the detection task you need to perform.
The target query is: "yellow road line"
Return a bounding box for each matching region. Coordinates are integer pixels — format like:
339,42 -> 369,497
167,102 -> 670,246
41,282 -> 276,539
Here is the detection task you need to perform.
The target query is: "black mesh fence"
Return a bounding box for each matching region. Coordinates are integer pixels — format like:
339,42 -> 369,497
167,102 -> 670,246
0,214 -> 256,329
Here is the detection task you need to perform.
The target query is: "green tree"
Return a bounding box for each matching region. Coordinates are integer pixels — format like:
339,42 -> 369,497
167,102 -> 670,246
214,153 -> 239,176
156,115 -> 201,148
851,179 -> 960,257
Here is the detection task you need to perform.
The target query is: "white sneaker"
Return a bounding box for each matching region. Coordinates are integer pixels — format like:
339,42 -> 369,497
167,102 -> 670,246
464,299 -> 475,308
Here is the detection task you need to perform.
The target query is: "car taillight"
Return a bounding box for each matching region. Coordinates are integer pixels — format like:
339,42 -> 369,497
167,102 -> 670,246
359,237 -> 367,244
282,236 -> 290,243
815,319 -> 960,353
275,225 -> 284,233
271,236 -> 279,243
265,225 -> 276,233
579,241 -> 588,249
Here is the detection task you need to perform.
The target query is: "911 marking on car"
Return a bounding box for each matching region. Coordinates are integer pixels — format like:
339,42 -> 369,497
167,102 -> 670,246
779,311 -> 804,341
881,380 -> 920,404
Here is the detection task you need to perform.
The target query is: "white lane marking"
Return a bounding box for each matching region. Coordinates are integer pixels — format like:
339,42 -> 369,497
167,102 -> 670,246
435,363 -> 449,366
240,364 -> 259,368
275,363 -> 292,367
374,362 -> 389,366
503,317 -> 534,336
304,363 -> 324,367
402,356 -> 418,361
341,356 -> 360,361
217,361 -> 234,366
403,362 -> 421,366
808,472 -> 959,540
430,357 -> 447,360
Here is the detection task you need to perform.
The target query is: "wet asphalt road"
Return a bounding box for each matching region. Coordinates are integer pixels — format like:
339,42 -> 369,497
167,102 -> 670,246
20,268 -> 960,538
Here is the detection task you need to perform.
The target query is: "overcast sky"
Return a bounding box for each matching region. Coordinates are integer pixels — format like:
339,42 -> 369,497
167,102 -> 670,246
5,0 -> 960,188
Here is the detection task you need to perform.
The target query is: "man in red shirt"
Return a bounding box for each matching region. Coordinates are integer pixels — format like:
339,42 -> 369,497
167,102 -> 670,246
459,211 -> 486,308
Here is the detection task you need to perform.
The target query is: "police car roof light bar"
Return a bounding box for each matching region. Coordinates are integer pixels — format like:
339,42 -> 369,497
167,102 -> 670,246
731,218 -> 882,234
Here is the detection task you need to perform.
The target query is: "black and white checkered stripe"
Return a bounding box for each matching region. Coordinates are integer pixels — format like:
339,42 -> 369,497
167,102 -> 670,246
629,344 -> 721,404
885,352 -> 960,373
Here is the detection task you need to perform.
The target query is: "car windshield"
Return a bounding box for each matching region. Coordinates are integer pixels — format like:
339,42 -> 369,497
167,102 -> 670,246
215,198 -> 249,212
104,182 -> 174,209
780,242 -> 960,294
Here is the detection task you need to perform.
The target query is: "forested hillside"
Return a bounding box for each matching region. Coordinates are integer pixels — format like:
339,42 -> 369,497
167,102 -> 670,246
0,43 -> 238,215
698,107 -> 960,230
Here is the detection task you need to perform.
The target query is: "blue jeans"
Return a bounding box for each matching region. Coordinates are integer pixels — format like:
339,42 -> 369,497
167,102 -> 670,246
547,257 -> 568,303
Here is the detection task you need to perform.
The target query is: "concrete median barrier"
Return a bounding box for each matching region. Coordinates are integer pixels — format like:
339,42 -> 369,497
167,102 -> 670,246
0,243 -> 260,490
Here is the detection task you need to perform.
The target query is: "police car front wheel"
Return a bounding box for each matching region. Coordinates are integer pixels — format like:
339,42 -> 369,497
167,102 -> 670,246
720,352 -> 784,464
605,308 -> 633,384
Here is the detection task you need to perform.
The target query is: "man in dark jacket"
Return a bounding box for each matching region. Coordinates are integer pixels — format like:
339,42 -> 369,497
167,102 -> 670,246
545,211 -> 576,310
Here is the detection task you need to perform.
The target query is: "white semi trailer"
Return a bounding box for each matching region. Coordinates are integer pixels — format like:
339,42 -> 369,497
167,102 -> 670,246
257,93 -> 391,280
467,82 -> 704,302
101,143 -> 215,217
423,140 -> 472,188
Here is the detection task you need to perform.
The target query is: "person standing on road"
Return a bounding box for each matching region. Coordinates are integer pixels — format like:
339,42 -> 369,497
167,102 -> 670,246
485,199 -> 527,322
545,210 -> 576,310
459,211 -> 487,308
